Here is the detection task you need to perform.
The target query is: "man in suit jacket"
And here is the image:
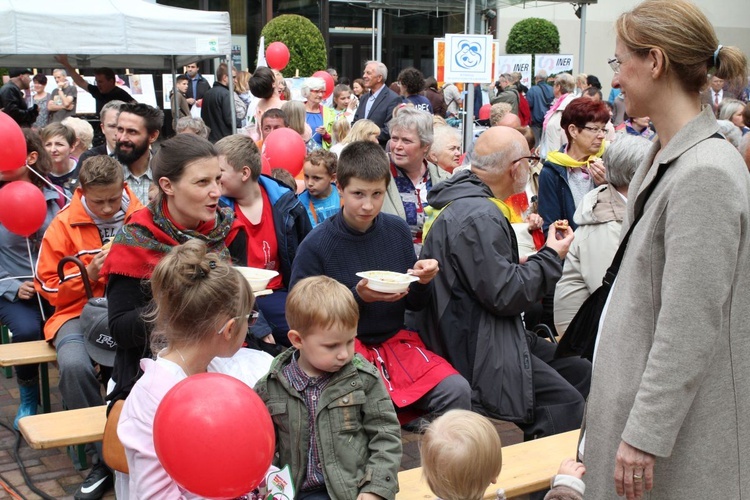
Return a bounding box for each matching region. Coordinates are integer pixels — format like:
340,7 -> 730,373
700,75 -> 733,116
78,100 -> 126,167
353,61 -> 402,146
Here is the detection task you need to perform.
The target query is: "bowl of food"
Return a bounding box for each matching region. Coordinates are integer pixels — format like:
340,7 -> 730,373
235,267 -> 279,292
356,271 -> 419,294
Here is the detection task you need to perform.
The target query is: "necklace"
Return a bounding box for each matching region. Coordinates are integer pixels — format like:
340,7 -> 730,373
174,348 -> 191,376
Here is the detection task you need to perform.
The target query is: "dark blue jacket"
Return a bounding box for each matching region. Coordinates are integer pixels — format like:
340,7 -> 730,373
538,160 -> 577,233
526,82 -> 554,126
219,175 -> 312,288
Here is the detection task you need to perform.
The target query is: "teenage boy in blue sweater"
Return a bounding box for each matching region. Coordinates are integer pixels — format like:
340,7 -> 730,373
290,140 -> 471,428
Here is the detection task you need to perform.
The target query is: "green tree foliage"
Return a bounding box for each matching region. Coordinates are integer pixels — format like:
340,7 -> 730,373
261,15 -> 327,78
505,18 -> 560,55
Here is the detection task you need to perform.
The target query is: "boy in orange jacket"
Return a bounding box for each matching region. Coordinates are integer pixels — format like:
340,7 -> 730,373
34,155 -> 143,500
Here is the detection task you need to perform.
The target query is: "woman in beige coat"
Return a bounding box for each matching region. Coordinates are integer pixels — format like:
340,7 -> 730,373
581,2 -> 750,499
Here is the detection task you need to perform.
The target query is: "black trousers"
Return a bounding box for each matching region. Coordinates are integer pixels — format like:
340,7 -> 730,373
517,330 -> 591,441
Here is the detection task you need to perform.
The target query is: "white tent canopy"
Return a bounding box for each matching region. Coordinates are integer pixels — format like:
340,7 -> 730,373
0,0 -> 232,69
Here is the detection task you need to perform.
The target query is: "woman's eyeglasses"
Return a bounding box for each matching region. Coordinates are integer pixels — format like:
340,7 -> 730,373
580,126 -> 607,135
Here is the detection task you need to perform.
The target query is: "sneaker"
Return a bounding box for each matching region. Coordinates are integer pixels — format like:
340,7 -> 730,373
74,462 -> 113,500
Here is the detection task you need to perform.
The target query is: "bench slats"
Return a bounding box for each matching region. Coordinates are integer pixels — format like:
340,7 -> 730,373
18,405 -> 107,449
0,340 -> 57,366
396,429 -> 579,499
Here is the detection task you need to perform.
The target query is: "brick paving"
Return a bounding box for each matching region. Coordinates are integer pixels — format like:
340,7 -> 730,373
0,361 -> 523,499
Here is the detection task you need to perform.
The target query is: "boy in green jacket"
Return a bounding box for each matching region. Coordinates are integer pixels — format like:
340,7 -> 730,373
255,276 -> 402,500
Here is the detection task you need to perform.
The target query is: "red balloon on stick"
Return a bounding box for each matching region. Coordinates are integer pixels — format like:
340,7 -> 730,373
0,112 -> 27,173
266,42 -> 290,71
0,182 -> 48,237
312,71 -> 335,99
154,373 -> 275,499
262,128 -> 307,177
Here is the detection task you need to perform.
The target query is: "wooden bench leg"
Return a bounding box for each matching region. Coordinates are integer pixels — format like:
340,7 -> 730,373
40,363 -> 51,414
1,326 -> 12,379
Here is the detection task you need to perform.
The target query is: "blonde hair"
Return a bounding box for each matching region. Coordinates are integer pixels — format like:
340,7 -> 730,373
340,119 -> 380,145
235,70 -> 251,94
281,100 -> 306,136
148,240 -> 253,351
616,0 -> 747,93
286,276 -> 359,335
489,102 -> 512,126
421,410 -> 503,500
432,115 -> 448,128
331,116 -> 351,144
61,117 -> 94,150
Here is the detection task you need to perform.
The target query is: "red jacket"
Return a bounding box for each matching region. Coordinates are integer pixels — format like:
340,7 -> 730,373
34,185 -> 143,341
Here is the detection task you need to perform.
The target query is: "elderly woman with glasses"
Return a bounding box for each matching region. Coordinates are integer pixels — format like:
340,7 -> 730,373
383,107 -> 451,251
301,77 -> 337,150
537,98 -> 609,232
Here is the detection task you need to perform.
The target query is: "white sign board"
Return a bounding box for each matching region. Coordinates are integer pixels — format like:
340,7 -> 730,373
534,54 -> 575,76
496,55 -> 533,88
444,34 -> 494,83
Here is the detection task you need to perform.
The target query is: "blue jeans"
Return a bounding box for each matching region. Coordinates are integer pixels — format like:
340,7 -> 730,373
0,297 -> 45,381
256,290 -> 290,346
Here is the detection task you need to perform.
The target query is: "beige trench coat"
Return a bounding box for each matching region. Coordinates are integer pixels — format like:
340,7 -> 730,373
581,107 -> 750,498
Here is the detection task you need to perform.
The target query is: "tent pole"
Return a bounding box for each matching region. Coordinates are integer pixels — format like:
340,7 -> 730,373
227,56 -> 237,133
171,56 -> 178,132
463,0 -> 476,151
578,4 -> 587,74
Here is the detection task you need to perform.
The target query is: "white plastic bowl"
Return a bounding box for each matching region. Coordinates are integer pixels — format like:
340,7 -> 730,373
356,271 -> 419,294
235,267 -> 280,292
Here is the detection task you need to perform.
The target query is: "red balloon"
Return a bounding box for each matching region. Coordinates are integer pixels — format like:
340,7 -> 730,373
0,112 -> 27,173
261,153 -> 272,176
266,42 -> 290,71
0,182 -> 48,237
262,128 -> 307,177
312,71 -> 335,99
478,103 -> 492,121
154,373 -> 274,499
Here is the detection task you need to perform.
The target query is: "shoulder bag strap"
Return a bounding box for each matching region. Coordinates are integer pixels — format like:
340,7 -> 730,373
601,132 -> 723,286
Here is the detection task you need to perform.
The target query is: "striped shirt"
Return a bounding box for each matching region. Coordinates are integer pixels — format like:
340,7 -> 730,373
282,352 -> 333,492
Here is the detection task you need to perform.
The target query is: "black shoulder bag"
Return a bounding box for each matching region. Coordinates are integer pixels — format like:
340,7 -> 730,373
554,132 -> 723,361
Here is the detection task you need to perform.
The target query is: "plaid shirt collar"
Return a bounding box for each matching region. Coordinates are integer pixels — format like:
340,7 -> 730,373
285,350 -> 333,392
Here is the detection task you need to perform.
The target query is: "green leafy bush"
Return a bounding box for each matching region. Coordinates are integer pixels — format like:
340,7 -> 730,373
261,15 -> 327,78
505,18 -> 560,55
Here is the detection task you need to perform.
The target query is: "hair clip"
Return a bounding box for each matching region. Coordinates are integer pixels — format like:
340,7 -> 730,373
192,268 -> 207,280
208,260 -> 217,269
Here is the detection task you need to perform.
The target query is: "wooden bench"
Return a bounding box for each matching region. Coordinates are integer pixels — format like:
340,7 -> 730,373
0,340 -> 57,413
396,429 -> 579,499
18,405 -> 108,469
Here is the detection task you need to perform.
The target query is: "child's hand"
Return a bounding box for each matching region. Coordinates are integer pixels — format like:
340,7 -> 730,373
357,493 -> 383,500
356,279 -> 408,303
85,249 -> 109,282
408,259 -> 439,284
558,458 -> 585,479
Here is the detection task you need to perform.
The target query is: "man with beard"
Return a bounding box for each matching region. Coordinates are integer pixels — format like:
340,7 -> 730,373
115,103 -> 163,204
415,126 -> 592,442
